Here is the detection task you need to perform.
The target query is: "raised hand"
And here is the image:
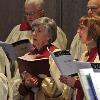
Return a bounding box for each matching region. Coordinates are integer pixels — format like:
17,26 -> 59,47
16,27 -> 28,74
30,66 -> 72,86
59,75 -> 76,88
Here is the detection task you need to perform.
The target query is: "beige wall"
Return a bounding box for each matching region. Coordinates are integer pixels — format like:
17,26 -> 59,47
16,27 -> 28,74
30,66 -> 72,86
0,0 -> 88,48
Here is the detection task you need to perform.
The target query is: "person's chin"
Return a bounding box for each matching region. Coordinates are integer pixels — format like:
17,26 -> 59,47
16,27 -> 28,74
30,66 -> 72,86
27,20 -> 32,25
81,41 -> 86,44
80,39 -> 85,44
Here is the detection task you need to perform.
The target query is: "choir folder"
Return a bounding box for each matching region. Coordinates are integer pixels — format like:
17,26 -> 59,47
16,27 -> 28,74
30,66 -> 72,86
17,57 -> 50,77
12,39 -> 32,57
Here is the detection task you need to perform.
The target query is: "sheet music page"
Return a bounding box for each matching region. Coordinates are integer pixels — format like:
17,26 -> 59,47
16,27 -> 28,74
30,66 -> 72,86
12,39 -> 32,57
0,41 -> 16,60
50,50 -> 78,75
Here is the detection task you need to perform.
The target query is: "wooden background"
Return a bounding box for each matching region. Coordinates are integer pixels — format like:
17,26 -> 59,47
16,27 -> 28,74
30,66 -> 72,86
0,0 -> 88,48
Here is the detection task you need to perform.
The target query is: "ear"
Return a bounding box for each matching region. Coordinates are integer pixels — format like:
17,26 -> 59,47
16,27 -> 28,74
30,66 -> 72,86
48,38 -> 52,44
47,33 -> 52,44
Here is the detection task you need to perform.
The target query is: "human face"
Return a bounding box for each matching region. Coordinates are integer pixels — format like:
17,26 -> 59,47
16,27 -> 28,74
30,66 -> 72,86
24,4 -> 44,25
87,0 -> 100,17
78,25 -> 89,44
32,25 -> 50,49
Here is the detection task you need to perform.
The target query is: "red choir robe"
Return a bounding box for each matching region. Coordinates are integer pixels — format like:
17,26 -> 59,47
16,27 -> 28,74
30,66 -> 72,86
20,22 -> 31,31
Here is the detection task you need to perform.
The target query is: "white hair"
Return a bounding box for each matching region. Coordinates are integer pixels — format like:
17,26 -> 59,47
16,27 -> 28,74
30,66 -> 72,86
25,0 -> 44,9
88,0 -> 100,6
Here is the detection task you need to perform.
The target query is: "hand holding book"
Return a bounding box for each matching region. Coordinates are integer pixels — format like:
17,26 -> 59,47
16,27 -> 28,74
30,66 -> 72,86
59,75 -> 76,88
22,71 -> 39,88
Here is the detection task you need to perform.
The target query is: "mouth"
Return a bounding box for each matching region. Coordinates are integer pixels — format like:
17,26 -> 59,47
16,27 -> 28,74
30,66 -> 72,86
33,38 -> 37,41
79,35 -> 81,38
33,37 -> 37,41
79,35 -> 82,40
27,19 -> 33,21
27,20 -> 33,24
33,38 -> 37,42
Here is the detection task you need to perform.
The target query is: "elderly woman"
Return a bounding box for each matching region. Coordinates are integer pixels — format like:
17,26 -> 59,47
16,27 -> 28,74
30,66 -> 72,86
18,17 -> 68,100
60,16 -> 100,100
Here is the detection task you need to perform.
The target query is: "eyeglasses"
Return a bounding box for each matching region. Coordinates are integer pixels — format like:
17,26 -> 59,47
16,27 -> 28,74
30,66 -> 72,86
24,9 -> 43,17
87,5 -> 100,12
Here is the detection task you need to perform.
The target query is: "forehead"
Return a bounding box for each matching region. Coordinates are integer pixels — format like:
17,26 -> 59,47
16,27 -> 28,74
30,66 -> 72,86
79,24 -> 87,29
87,0 -> 100,7
25,3 -> 40,12
32,24 -> 46,31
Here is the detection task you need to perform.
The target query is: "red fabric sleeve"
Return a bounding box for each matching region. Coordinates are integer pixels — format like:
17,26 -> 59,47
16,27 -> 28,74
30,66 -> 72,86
74,80 -> 84,100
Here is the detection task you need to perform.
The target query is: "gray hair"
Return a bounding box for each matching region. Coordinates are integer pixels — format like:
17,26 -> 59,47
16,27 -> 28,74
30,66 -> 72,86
31,17 -> 57,43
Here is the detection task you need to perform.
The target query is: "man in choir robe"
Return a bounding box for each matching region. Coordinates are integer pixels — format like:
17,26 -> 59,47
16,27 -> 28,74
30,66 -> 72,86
6,0 -> 67,50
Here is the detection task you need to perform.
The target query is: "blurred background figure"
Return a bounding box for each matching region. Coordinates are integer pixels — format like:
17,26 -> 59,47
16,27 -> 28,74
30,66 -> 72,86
70,0 -> 100,60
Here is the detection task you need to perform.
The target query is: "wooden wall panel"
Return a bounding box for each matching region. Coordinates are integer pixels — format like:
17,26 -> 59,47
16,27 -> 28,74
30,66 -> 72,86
0,0 -> 24,41
61,0 -> 88,47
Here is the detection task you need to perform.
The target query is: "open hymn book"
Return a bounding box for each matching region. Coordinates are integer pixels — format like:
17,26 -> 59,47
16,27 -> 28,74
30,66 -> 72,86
0,39 -> 32,60
17,55 -> 50,77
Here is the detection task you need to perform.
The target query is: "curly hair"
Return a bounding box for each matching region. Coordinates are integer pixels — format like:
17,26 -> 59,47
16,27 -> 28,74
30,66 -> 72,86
31,17 -> 57,43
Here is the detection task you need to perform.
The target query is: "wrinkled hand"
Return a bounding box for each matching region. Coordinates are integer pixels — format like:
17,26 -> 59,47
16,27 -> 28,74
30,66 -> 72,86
22,71 -> 39,88
25,76 -> 39,88
59,75 -> 76,88
22,71 -> 32,80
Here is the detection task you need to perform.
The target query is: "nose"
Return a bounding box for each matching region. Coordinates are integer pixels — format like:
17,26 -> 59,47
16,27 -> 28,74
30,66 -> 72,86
26,14 -> 33,20
32,31 -> 37,37
88,8 -> 93,16
77,28 -> 80,34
